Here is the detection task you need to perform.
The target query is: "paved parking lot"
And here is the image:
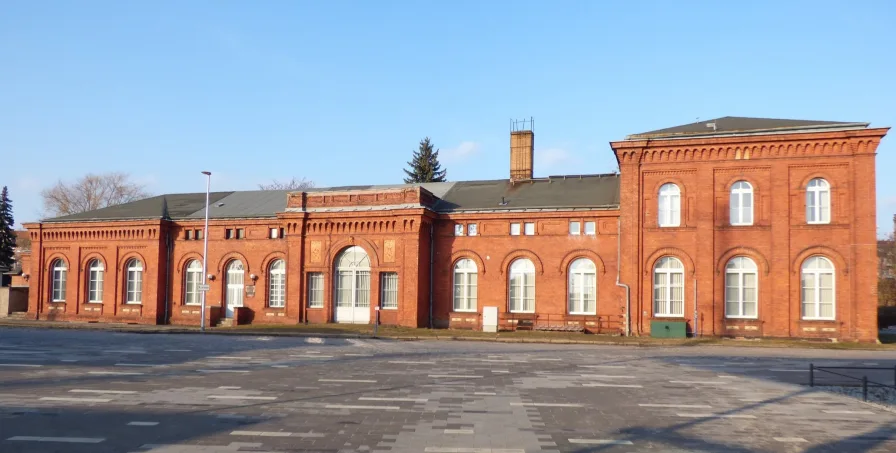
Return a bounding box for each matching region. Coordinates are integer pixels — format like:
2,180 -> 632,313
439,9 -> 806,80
0,328 -> 894,453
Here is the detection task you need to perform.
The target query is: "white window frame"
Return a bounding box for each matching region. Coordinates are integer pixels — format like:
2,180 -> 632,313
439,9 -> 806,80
729,181 -> 754,226
87,259 -> 104,303
380,272 -> 398,309
51,259 -> 67,302
724,257 -> 758,319
268,260 -> 286,308
653,257 -> 684,317
806,178 -> 831,225
510,223 -> 521,236
801,256 -> 836,320
307,273 -> 324,308
658,183 -> 681,227
184,260 -> 202,305
584,221 -> 596,235
454,224 -> 465,236
569,221 -> 581,235
125,258 -> 143,305
453,259 -> 478,312
523,222 -> 535,236
567,258 -> 596,315
509,259 -> 535,313
269,228 -> 279,239
467,223 -> 478,236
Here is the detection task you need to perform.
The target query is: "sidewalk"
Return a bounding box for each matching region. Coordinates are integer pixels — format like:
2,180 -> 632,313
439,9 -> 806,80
1,318 -> 894,350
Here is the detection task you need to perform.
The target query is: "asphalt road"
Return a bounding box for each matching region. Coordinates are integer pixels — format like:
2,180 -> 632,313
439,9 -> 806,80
0,327 -> 895,453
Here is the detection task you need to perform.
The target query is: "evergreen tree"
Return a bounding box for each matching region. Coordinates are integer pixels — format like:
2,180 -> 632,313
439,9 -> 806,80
403,137 -> 447,183
0,186 -> 15,270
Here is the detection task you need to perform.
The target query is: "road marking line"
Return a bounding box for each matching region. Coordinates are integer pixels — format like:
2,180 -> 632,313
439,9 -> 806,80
388,360 -> 435,364
428,375 -> 483,379
319,379 -> 377,383
639,403 -> 712,409
862,362 -> 879,366
305,337 -> 324,344
291,354 -> 334,358
465,358 -> 528,363
668,380 -> 726,385
128,421 -> 159,426
0,364 -> 42,367
492,370 -> 510,373
359,397 -> 427,402
88,371 -> 144,376
209,356 -> 252,360
533,358 -> 562,361
230,431 -> 292,437
208,395 -> 277,400
294,386 -> 319,390
164,349 -> 191,352
102,350 -> 147,354
325,404 -> 399,410
823,410 -> 874,415
774,437 -> 808,443
40,397 -> 112,403
304,351 -> 321,354
424,448 -> 524,453
60,359 -> 79,362
114,363 -> 160,367
569,439 -> 634,445
676,413 -> 756,419
474,392 -> 497,395
768,369 -> 806,372
343,353 -> 371,356
510,402 -> 584,407
578,365 -> 626,369
271,365 -> 289,368
197,369 -> 249,373
218,386 -> 241,390
70,389 -> 137,395
7,436 -> 105,443
717,375 -> 738,379
580,374 -> 636,379
583,383 -> 643,388
444,429 -> 474,434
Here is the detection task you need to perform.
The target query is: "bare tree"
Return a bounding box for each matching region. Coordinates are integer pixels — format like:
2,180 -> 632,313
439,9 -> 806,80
880,233 -> 896,307
41,172 -> 151,217
258,177 -> 315,191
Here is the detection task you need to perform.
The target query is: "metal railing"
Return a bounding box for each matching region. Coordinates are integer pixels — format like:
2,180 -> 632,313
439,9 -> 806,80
809,363 -> 896,402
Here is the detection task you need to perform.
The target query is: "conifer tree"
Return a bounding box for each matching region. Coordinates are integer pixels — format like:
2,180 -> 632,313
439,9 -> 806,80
0,186 -> 15,270
403,137 -> 447,183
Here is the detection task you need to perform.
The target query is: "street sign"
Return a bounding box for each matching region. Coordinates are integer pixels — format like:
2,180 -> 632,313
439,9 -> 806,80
198,284 -> 210,291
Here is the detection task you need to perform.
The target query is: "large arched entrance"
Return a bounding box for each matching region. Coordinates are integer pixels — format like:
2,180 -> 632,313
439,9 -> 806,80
333,246 -> 371,324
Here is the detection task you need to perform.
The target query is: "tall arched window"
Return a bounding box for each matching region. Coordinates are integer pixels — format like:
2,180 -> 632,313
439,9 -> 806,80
87,259 -> 104,303
801,256 -> 835,320
509,259 -> 535,313
658,183 -> 681,227
725,257 -> 757,318
225,260 -> 245,317
730,181 -> 753,226
806,178 -> 831,224
568,258 -> 596,315
125,258 -> 143,304
453,259 -> 478,312
268,259 -> 286,308
51,259 -> 67,302
653,257 -> 684,317
184,260 -> 202,305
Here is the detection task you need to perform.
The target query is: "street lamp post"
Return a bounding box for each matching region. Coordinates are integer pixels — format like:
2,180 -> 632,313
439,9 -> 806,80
200,171 -> 211,332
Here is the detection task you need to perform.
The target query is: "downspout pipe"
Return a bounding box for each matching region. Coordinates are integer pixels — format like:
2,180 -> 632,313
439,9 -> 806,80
428,221 -> 434,329
164,228 -> 171,324
615,219 -> 631,336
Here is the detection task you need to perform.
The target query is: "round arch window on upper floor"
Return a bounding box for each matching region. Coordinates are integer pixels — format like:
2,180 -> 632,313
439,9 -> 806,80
806,178 -> 831,224
729,181 -> 754,226
658,183 -> 681,227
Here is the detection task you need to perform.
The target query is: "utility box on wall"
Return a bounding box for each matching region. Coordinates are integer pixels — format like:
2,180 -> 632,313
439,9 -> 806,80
482,307 -> 498,333
650,320 -> 687,338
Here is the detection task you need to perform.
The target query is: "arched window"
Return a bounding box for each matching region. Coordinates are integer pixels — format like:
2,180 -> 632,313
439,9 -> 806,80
653,257 -> 684,317
725,257 -> 757,318
51,259 -> 67,302
125,258 -> 143,304
184,260 -> 202,305
730,181 -> 753,226
268,259 -> 286,308
568,258 -> 596,315
453,259 -> 478,312
801,256 -> 835,320
225,260 -> 245,316
806,178 -> 831,224
87,259 -> 104,303
509,259 -> 535,313
658,183 -> 681,227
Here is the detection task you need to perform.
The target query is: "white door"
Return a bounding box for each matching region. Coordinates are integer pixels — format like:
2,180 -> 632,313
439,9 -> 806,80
334,246 -> 371,324
225,260 -> 245,318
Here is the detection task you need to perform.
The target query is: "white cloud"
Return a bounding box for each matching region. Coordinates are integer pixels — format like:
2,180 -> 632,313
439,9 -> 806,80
441,141 -> 481,162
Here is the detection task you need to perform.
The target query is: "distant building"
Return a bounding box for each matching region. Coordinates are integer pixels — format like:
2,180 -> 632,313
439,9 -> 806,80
17,117 -> 890,341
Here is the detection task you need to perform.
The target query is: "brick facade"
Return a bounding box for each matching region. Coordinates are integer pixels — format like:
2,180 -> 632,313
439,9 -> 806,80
18,119 -> 890,341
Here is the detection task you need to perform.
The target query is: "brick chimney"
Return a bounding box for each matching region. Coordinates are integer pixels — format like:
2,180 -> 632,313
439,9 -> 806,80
510,119 -> 534,181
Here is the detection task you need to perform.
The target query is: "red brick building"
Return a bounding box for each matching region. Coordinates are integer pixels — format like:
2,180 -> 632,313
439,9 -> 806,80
18,117 -> 890,341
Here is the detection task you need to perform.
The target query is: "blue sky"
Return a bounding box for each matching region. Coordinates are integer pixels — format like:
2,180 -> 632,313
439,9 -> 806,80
2,1 -> 895,235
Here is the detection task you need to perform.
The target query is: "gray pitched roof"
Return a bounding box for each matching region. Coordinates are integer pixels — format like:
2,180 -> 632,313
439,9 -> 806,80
41,175 -> 621,223
627,116 -> 869,140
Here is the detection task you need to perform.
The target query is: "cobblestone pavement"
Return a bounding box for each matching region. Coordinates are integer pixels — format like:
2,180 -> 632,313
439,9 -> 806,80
0,328 -> 895,453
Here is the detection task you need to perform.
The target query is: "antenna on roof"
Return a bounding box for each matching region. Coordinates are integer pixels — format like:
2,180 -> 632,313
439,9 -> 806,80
706,122 -> 717,131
